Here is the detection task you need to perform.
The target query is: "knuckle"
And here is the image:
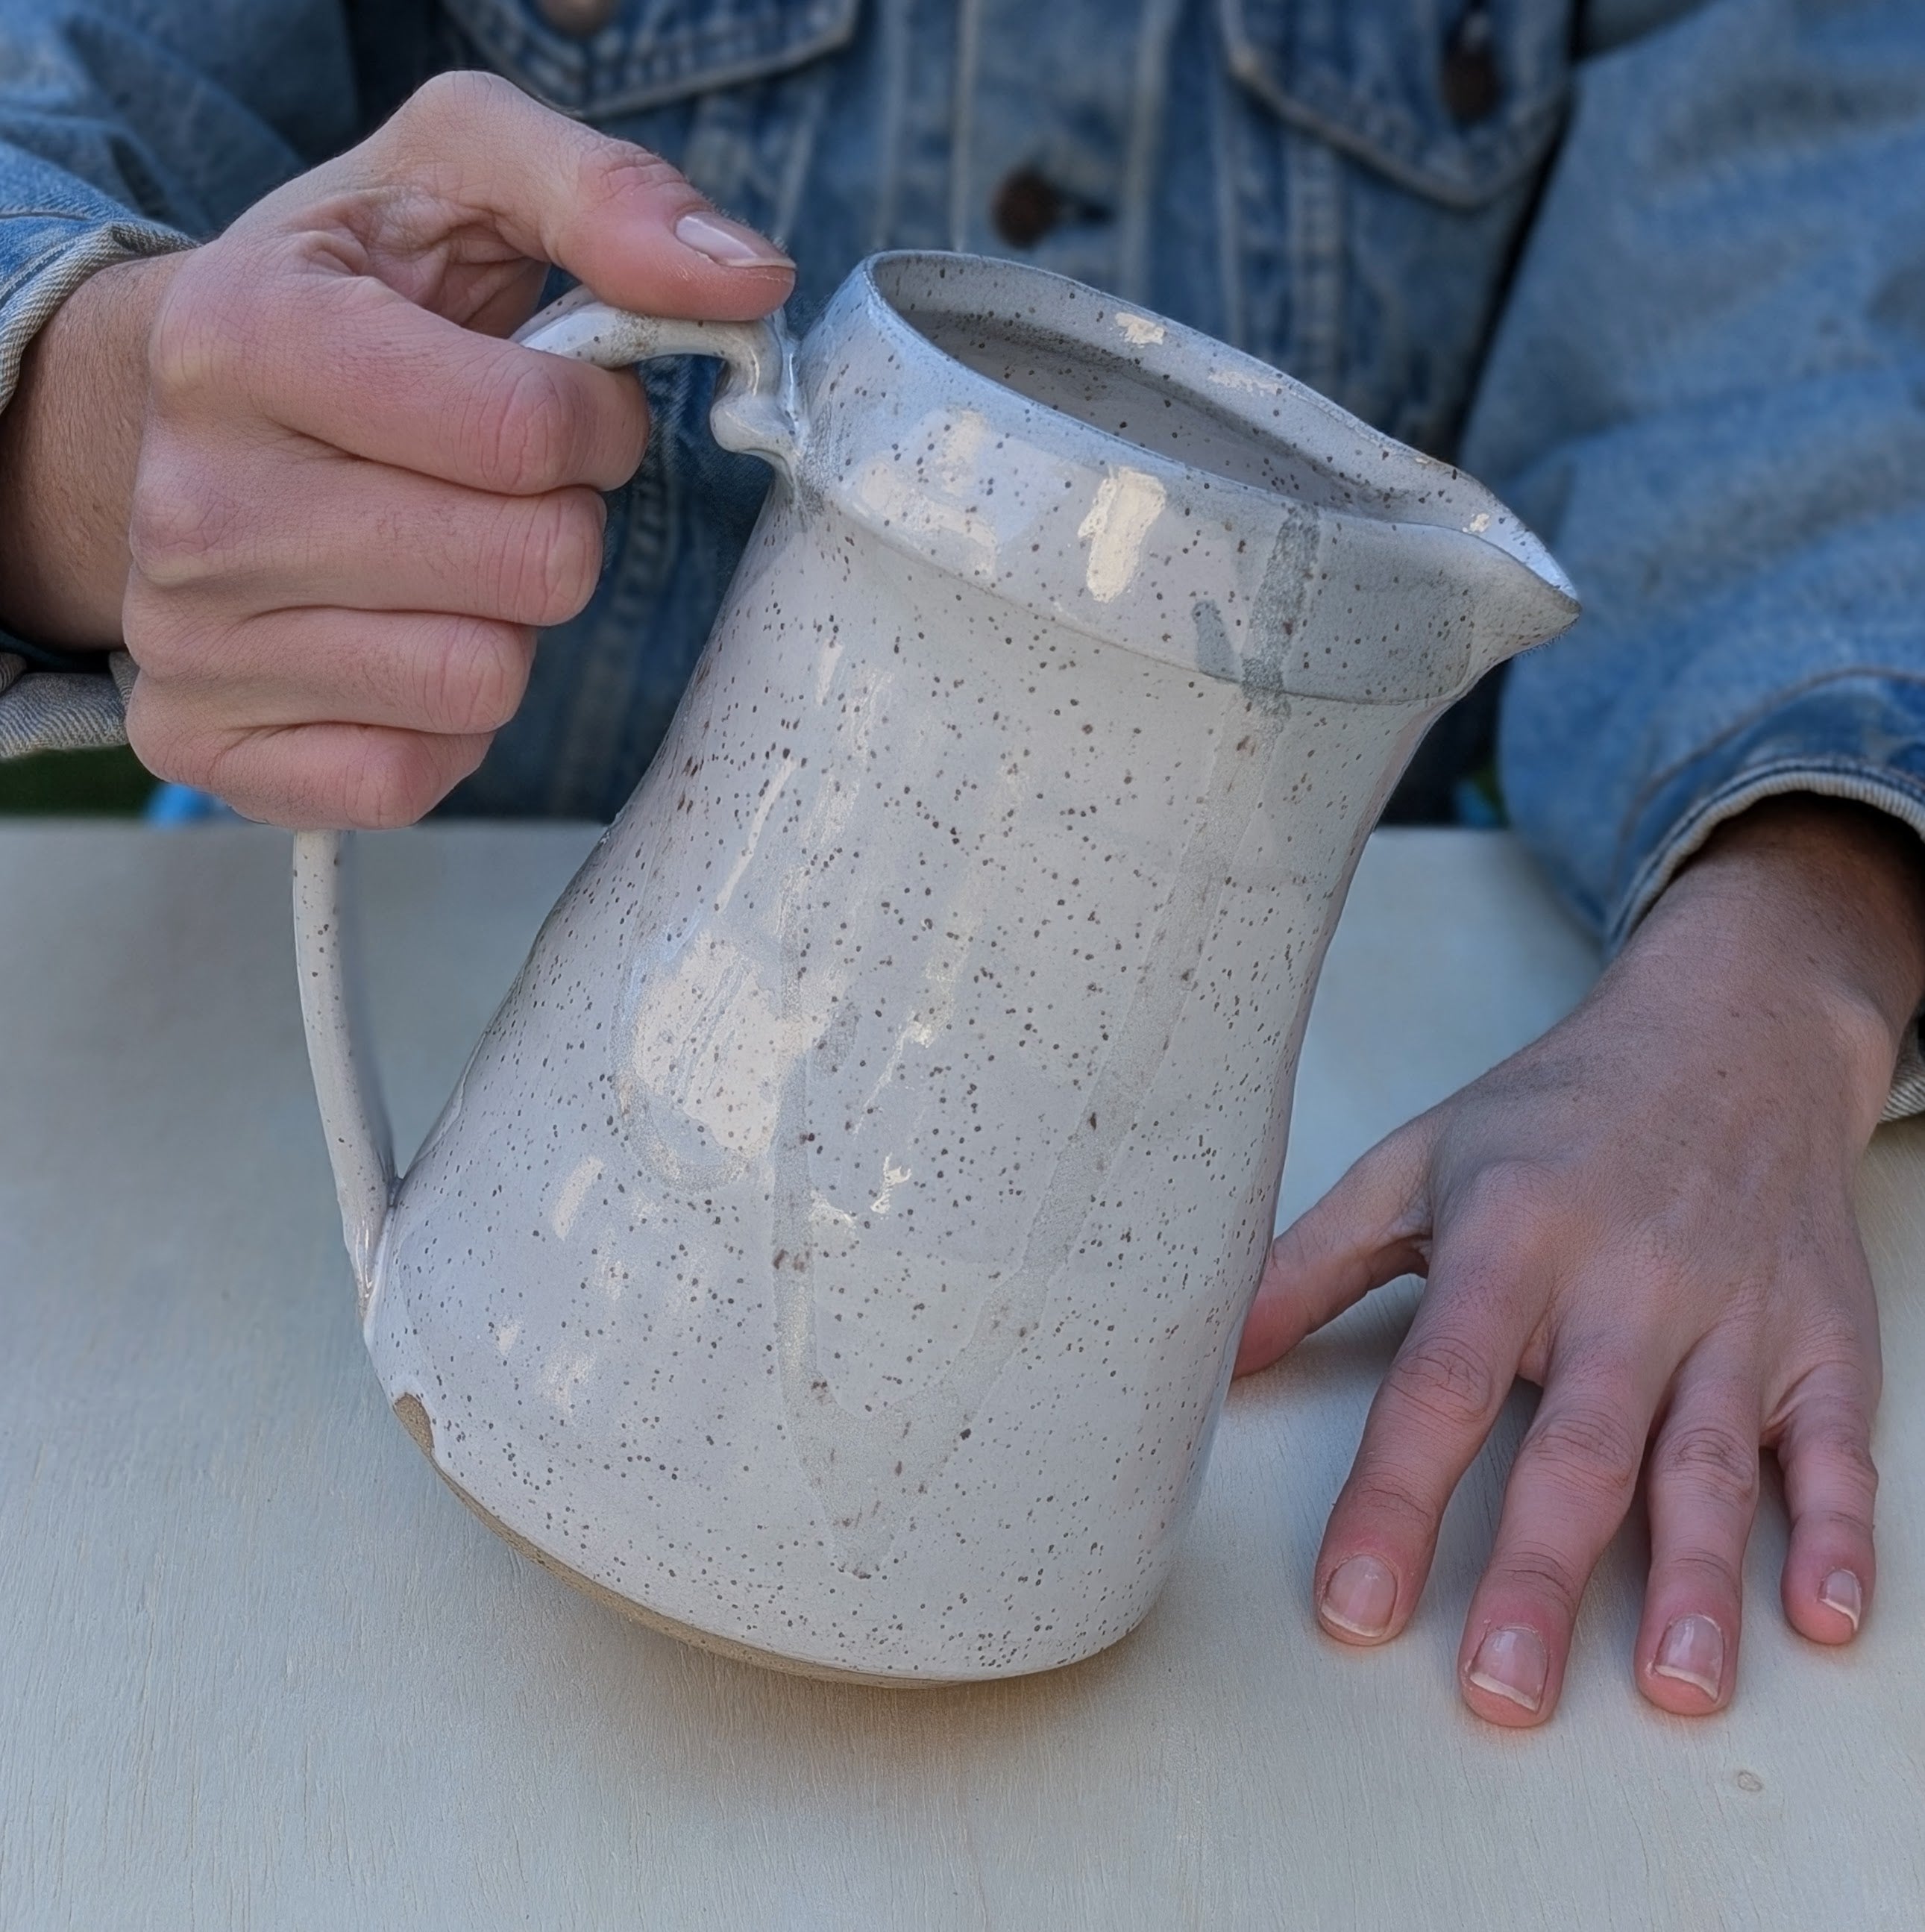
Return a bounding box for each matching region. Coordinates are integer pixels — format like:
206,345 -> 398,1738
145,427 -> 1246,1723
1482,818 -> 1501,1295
1449,1158 -> 1565,1259
398,69 -> 517,139
374,73 -> 528,190
1284,1130 -> 1428,1273
556,142 -> 703,283
149,254 -> 292,407
196,738 -> 267,818
1490,1541 -> 1584,1621
1797,1502 -> 1878,1549
342,739 -> 445,829
1663,1549 -> 1744,1604
147,266 -> 240,398
424,621 -> 532,734
119,598 -> 193,682
1800,1420 -> 1881,1500
474,362 -> 580,494
1338,1475 -> 1435,1542
127,465 -> 240,589
1797,1310 -> 1877,1384
123,699 -> 204,789
497,491 -> 604,624
446,732 -> 494,790
1384,1331 -> 1501,1437
576,141 -> 688,218
1654,1422 -> 1760,1511
1523,1399 -> 1645,1503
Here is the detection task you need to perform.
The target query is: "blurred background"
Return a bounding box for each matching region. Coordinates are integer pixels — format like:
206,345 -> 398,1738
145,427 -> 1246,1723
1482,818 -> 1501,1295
0,745 -> 154,815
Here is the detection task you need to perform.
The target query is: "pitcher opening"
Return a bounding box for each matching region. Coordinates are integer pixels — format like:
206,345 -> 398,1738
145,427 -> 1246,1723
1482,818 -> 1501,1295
864,250 -> 1576,627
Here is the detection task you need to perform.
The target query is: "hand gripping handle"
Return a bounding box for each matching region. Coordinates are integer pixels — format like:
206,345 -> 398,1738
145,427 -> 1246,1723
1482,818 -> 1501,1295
292,289 -> 798,1316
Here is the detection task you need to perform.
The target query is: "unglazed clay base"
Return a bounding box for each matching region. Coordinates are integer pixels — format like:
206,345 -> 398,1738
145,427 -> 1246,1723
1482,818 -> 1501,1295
393,1396 -> 1008,1688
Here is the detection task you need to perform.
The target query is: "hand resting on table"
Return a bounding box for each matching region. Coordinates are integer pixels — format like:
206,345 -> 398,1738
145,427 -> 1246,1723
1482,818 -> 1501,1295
1237,797 -> 1925,1726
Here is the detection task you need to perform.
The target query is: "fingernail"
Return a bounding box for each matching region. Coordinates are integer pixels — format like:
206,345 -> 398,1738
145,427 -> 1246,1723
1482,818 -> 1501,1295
1653,1613 -> 1725,1700
673,210 -> 792,269
1818,1569 -> 1862,1631
1466,1625 -> 1548,1712
1320,1555 -> 1398,1639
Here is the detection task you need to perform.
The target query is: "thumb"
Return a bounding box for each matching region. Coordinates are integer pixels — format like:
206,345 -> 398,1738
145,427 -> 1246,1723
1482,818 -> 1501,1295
1233,1119 -> 1435,1378
365,72 -> 794,320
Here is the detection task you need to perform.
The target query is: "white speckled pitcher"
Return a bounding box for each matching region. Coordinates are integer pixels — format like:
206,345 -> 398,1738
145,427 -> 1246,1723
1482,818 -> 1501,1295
292,252 -> 1576,1683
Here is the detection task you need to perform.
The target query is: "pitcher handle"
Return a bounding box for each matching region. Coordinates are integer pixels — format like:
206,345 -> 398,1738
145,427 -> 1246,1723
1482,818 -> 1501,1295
293,829 -> 394,1314
292,289 -> 800,1317
512,283 -> 800,480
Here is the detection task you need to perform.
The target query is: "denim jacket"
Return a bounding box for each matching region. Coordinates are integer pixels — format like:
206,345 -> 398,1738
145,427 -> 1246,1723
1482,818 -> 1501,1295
1,0 -> 1921,1109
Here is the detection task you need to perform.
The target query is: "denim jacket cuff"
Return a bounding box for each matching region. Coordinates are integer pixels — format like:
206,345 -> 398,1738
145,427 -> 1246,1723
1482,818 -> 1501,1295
1609,680 -> 1925,1123
1,211 -> 191,410
0,649 -> 135,756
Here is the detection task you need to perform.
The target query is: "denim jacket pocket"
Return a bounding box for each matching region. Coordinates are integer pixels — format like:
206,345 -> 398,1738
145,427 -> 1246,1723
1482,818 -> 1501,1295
434,0 -> 863,815
1220,0 -> 1570,208
439,0 -> 861,120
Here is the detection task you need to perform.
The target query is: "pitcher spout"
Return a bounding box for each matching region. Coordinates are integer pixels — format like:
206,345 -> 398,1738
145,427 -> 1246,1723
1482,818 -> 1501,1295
1456,504 -> 1581,678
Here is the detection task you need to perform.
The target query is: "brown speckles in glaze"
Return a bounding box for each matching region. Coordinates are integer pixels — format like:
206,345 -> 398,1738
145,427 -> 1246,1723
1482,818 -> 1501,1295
294,250 -> 1577,1684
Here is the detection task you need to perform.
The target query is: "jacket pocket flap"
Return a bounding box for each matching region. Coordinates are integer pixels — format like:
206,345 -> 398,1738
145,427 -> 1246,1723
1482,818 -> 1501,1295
441,0 -> 862,119
1220,0 -> 1570,207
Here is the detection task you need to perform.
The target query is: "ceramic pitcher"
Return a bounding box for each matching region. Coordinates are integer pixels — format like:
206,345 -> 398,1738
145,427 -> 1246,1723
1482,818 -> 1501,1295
292,251 -> 1577,1683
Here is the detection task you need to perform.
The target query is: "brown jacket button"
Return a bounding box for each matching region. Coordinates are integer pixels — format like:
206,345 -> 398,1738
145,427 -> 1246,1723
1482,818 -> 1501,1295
538,0 -> 620,37
1441,5 -> 1502,125
992,168 -> 1066,249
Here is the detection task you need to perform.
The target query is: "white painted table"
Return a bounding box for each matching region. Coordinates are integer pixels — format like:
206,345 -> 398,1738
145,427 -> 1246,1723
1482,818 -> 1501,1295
1,825 -> 1920,1930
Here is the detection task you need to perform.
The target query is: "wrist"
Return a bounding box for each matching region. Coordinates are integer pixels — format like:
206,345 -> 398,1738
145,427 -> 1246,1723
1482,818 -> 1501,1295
1627,797 -> 1925,1125
0,250 -> 186,648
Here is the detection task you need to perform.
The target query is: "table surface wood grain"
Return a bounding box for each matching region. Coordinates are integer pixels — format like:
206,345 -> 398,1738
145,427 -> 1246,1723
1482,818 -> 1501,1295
1,824 -> 1919,1931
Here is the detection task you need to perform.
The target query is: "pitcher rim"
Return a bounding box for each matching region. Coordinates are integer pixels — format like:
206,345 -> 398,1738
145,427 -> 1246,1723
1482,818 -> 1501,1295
850,248 -> 1574,604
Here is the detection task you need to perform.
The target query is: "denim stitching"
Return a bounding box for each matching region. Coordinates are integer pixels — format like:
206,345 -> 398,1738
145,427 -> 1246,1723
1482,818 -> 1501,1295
867,0 -> 910,254
1208,6 -> 1248,351
1615,756 -> 1925,948
1611,666 -> 1925,894
948,0 -> 983,252
1119,0 -> 1187,307
1218,0 -> 1571,207
439,0 -> 860,118
1284,130 -> 1343,398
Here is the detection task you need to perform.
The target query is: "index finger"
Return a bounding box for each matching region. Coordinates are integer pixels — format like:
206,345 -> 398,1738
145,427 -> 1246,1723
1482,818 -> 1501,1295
196,71 -> 799,492
229,267 -> 653,497
1312,1238 -> 1530,1646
